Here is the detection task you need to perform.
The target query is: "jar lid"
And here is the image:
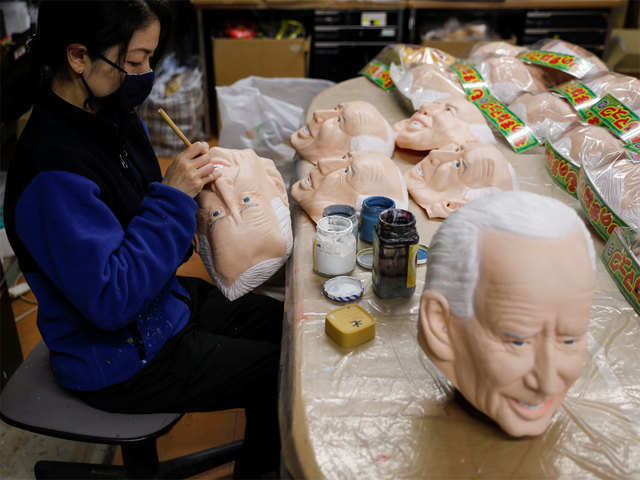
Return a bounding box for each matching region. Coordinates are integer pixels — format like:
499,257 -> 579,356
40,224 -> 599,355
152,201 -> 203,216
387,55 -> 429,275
356,248 -> 374,269
322,276 -> 364,302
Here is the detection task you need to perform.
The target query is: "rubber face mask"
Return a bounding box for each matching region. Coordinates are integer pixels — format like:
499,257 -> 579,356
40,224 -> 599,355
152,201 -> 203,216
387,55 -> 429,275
393,98 -> 495,152
419,226 -> 595,437
291,150 -> 408,223
290,101 -> 395,164
418,192 -> 596,437
404,142 -> 517,219
195,148 -> 293,301
97,54 -> 155,108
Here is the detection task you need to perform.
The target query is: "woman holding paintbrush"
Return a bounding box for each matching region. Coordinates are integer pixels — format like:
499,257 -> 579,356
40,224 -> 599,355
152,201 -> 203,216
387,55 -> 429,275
4,1 -> 282,477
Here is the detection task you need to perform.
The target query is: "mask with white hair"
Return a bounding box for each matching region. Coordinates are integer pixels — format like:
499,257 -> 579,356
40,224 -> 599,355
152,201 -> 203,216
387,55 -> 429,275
404,142 -> 517,219
419,191 -> 596,437
290,101 -> 395,164
291,150 -> 407,223
394,98 -> 495,152
196,148 -> 292,301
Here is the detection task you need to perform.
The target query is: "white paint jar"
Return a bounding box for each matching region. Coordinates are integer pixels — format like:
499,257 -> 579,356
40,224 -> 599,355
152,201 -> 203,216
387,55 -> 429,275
313,215 -> 356,277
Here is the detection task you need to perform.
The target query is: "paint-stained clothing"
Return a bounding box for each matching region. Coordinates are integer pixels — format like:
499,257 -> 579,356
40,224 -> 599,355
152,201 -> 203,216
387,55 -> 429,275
4,89 -> 195,391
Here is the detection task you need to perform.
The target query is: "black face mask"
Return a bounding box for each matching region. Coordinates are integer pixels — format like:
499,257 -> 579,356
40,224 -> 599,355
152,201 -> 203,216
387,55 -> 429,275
81,54 -> 154,110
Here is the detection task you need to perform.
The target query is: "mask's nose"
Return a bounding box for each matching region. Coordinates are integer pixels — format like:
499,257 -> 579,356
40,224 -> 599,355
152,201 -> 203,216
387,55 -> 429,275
214,178 -> 241,223
418,103 -> 446,117
524,341 -> 564,396
318,154 -> 351,175
313,110 -> 339,123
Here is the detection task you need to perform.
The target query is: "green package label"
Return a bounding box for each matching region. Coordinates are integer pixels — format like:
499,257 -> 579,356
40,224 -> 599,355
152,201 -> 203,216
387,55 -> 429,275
473,95 -> 540,152
602,227 -> 640,316
360,60 -> 394,91
623,141 -> 640,157
517,50 -> 593,78
544,143 -> 580,198
579,109 -> 603,126
590,94 -> 640,143
449,62 -> 539,153
577,168 -> 629,241
449,62 -> 490,102
551,80 -> 601,125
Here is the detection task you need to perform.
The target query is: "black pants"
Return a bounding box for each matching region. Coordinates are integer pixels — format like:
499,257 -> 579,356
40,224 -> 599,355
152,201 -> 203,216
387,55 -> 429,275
77,277 -> 284,477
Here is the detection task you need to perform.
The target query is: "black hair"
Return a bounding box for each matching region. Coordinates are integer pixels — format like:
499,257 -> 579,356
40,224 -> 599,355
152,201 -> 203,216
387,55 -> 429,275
30,0 -> 170,87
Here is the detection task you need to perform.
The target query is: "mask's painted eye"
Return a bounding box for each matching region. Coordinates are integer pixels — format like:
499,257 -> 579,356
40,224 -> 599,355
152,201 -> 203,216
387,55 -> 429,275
455,162 -> 461,168
243,197 -> 250,203
337,117 -> 341,123
512,340 -> 524,346
564,339 -> 574,345
344,167 -> 349,173
213,211 -> 220,217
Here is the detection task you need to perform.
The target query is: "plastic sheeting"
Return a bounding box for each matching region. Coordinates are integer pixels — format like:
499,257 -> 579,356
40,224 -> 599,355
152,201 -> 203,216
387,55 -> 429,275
508,92 -> 580,143
280,77 -> 640,479
581,141 -> 640,231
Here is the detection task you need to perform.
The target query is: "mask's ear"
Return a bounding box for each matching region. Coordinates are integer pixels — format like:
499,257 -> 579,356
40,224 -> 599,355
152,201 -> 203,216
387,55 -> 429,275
418,290 -> 455,362
426,199 -> 465,219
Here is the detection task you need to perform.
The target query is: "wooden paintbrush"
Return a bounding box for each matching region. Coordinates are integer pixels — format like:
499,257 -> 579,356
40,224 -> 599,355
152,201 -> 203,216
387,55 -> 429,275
157,108 -> 192,147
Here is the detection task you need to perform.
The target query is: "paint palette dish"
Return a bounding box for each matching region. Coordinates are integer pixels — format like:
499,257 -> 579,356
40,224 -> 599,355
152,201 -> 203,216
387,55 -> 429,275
356,244 -> 429,270
322,276 -> 364,302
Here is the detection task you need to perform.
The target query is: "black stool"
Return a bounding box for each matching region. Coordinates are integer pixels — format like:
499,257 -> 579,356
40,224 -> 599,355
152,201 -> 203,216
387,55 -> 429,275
0,341 -> 243,479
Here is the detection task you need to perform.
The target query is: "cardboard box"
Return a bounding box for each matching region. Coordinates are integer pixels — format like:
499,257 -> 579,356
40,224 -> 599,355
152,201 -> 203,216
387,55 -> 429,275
604,29 -> 640,77
421,35 -> 516,60
212,37 -> 311,86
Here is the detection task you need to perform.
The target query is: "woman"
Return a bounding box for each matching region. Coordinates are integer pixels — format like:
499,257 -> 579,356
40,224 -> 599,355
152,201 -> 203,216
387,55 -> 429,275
4,1 -> 283,477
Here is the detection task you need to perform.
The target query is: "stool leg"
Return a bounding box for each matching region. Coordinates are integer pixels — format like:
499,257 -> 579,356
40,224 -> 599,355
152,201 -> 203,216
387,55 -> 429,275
121,438 -> 160,478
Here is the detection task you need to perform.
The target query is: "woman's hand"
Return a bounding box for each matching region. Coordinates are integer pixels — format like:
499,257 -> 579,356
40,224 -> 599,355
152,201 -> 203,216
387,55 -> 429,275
162,142 -> 221,198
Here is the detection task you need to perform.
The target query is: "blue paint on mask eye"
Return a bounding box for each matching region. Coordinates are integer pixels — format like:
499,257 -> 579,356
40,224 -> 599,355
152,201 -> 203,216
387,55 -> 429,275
243,197 -> 250,203
564,339 -> 574,345
455,162 -> 460,168
512,340 -> 524,346
213,211 -> 220,217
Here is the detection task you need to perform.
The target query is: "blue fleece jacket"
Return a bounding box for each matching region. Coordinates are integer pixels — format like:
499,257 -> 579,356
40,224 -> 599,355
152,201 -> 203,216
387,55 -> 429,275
5,89 -> 198,391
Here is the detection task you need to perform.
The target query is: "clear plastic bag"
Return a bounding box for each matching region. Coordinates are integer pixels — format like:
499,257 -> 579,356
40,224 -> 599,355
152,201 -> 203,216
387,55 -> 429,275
518,39 -> 609,86
215,76 -> 334,186
474,55 -> 549,104
508,91 -> 580,142
551,123 -> 623,169
389,63 -> 466,111
581,143 -> 640,230
585,72 -> 640,114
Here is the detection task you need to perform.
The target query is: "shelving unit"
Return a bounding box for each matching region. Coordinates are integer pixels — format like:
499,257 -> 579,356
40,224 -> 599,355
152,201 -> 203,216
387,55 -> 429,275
191,0 -> 628,135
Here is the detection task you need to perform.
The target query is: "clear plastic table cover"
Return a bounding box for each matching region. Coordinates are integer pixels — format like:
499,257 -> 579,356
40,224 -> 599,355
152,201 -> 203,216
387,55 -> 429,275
280,77 -> 640,479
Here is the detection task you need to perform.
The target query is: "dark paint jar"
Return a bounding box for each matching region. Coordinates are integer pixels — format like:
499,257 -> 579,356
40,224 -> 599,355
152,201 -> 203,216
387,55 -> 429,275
372,208 -> 419,299
360,196 -> 395,243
